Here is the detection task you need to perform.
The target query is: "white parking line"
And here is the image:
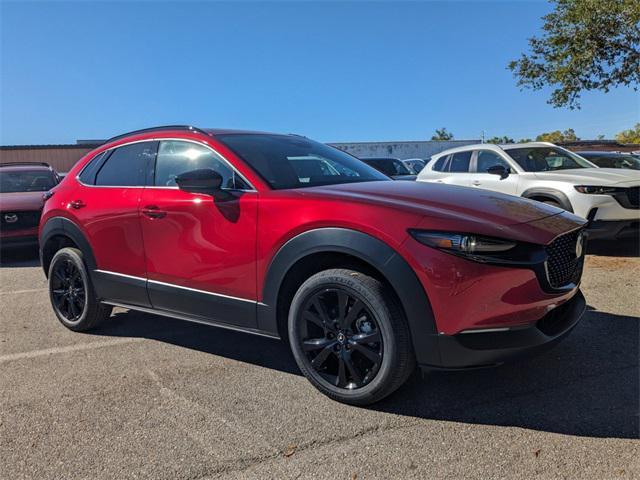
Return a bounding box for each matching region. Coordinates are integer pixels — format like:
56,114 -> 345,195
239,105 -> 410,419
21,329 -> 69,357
0,337 -> 143,364
0,288 -> 48,295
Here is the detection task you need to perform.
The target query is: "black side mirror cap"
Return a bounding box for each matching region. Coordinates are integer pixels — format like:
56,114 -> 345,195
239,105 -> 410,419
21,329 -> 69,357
487,164 -> 510,179
175,168 -> 223,194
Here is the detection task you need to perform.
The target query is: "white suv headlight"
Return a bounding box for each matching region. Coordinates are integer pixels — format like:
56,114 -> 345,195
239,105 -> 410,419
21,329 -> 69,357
574,185 -> 620,194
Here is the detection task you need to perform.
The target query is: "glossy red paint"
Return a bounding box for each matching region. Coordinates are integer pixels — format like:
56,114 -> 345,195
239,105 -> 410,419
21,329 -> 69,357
41,128 -> 585,336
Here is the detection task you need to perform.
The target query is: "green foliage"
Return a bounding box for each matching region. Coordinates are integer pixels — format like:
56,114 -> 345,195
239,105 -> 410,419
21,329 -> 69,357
431,128 -> 454,141
509,0 -> 640,109
615,123 -> 640,143
485,136 -> 515,144
536,128 -> 580,142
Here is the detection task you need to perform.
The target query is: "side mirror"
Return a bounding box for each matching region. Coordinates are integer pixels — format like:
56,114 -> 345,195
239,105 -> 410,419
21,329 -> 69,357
175,168 -> 222,194
487,164 -> 510,179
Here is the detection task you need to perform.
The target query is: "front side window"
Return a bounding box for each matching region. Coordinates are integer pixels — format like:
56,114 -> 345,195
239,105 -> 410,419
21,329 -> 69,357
154,140 -> 247,189
448,151 -> 471,172
506,147 -> 593,172
95,142 -> 157,186
476,150 -> 512,173
0,169 -> 56,193
216,134 -> 388,189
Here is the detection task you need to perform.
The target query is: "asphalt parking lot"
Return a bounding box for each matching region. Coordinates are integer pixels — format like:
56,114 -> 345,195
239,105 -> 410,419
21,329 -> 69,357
1,241 -> 638,479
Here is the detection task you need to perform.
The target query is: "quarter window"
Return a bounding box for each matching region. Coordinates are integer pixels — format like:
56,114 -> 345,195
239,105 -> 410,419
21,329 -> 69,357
432,155 -> 448,171
78,151 -> 106,185
154,140 -> 248,189
95,142 -> 156,186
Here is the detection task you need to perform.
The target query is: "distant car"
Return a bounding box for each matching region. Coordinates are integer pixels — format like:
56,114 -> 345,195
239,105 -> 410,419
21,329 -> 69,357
0,162 -> 60,247
577,151 -> 640,170
360,157 -> 417,180
402,158 -> 426,174
417,142 -> 640,240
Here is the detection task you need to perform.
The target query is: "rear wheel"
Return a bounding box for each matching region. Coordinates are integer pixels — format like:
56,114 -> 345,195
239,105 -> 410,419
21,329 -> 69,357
288,269 -> 415,405
48,247 -> 111,331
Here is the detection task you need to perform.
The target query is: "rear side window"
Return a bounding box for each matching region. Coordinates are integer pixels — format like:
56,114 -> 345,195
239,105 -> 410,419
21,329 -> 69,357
432,155 -> 448,171
95,142 -> 157,187
448,151 -> 472,172
154,140 -> 249,189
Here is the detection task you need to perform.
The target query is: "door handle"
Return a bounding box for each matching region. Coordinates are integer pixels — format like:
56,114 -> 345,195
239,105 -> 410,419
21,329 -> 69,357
69,200 -> 86,209
142,205 -> 166,219
472,181 -> 482,186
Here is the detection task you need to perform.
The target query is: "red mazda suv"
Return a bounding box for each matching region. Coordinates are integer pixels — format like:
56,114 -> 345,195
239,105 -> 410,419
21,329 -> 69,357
1,162 -> 60,247
39,126 -> 587,405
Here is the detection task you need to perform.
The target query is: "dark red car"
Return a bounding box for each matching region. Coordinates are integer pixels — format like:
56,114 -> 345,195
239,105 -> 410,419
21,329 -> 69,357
40,126 -> 587,405
1,162 -> 60,247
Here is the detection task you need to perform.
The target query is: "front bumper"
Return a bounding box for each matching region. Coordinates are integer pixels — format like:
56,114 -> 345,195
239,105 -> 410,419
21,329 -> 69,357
420,290 -> 586,370
0,228 -> 39,248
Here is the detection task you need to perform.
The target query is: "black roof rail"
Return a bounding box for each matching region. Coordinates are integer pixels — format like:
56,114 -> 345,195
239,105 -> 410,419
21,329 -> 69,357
104,125 -> 210,144
0,161 -> 52,168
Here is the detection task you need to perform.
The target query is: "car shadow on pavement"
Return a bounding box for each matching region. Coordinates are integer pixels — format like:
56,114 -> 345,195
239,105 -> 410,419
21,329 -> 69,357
587,238 -> 639,257
0,245 -> 41,267
93,305 -> 638,440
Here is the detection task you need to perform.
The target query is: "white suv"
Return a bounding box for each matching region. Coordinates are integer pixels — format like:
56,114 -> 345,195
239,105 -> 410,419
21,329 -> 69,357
417,142 -> 640,240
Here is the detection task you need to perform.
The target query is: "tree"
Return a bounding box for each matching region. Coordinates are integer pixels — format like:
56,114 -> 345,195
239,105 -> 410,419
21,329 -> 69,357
508,0 -> 640,109
536,128 -> 579,143
615,123 -> 640,143
431,128 -> 454,141
485,136 -> 515,144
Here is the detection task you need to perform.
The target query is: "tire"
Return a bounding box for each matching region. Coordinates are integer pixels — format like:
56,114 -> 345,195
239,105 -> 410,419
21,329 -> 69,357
288,268 -> 415,405
542,199 -> 562,209
48,247 -> 112,332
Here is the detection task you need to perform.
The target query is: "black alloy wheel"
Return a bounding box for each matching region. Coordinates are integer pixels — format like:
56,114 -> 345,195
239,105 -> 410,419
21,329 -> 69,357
300,288 -> 383,390
288,269 -> 415,405
50,258 -> 87,322
48,247 -> 112,331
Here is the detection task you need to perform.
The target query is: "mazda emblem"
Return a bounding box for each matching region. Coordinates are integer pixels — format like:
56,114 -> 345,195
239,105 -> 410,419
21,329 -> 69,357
4,213 -> 18,224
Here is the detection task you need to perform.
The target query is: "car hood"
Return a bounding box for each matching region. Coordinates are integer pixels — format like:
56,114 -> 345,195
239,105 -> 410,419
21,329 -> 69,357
304,181 -> 565,227
0,191 -> 45,211
531,168 -> 640,185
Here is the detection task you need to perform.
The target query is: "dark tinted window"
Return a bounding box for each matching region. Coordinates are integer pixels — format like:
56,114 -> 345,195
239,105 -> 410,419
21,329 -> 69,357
216,134 -> 388,189
448,151 -> 471,172
432,156 -> 448,171
0,169 -> 56,193
78,151 -> 106,185
363,158 -> 412,176
580,153 -> 640,170
476,150 -> 511,173
154,140 -> 248,189
95,142 -> 156,186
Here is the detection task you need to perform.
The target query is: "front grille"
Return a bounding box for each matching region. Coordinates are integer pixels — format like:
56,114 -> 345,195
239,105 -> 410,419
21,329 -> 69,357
0,210 -> 41,231
545,229 -> 584,289
626,187 -> 639,207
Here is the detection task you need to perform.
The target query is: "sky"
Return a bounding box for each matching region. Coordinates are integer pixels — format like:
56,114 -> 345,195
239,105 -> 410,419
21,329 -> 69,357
1,0 -> 638,145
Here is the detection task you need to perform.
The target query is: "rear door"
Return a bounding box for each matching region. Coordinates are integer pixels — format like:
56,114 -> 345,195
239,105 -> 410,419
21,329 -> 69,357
139,139 -> 259,328
469,149 -> 519,195
73,141 -> 157,307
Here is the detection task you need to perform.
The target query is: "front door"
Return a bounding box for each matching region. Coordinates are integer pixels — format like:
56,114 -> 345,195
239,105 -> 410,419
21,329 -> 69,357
469,150 -> 519,195
139,139 -> 258,328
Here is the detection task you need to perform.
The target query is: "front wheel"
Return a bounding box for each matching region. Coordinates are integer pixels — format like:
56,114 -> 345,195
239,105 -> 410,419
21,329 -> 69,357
288,269 -> 415,405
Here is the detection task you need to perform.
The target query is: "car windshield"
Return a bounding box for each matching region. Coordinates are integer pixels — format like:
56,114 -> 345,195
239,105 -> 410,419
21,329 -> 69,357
0,170 -> 56,193
363,158 -> 413,176
582,153 -> 640,170
505,147 -> 594,172
216,134 -> 389,189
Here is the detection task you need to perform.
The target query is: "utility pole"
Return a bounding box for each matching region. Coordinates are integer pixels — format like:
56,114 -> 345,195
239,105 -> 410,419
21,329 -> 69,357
481,130 -> 485,143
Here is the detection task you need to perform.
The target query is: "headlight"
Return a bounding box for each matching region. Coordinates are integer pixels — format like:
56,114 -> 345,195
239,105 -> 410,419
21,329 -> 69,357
574,185 -> 619,194
409,230 -> 517,254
